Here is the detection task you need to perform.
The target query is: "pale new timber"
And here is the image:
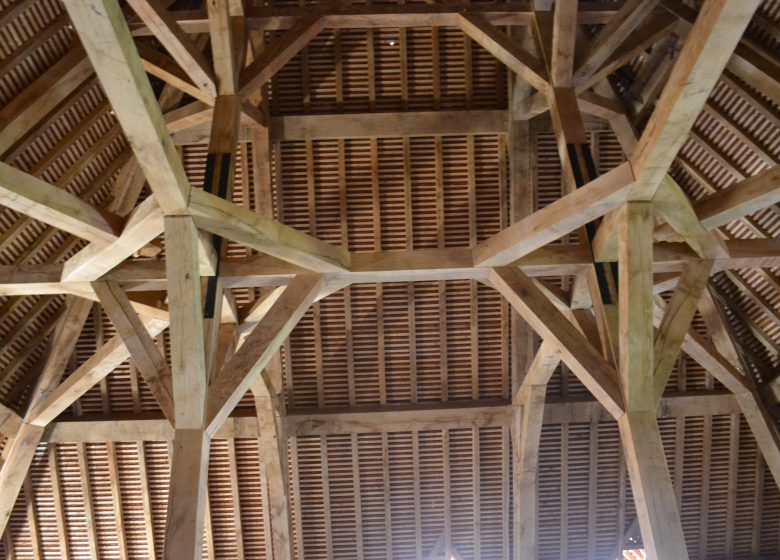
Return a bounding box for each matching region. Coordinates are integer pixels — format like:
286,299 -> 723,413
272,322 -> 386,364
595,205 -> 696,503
64,0 -> 193,214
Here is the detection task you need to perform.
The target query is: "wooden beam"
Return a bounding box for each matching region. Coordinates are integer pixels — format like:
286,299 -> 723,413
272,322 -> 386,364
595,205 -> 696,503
618,411 -> 690,559
682,165 -> 780,231
488,267 -> 624,418
60,196 -> 163,282
573,0 -> 662,86
550,0 -> 577,86
207,0 -> 240,95
629,0 -> 762,200
64,0 -> 193,214
239,15 -> 324,101
653,176 -> 729,260
269,109 -> 508,140
618,202 -> 655,412
92,281 -> 175,423
0,162 -> 118,244
0,46 -> 93,158
0,403 -> 22,439
164,429 -> 211,560
188,188 -> 350,272
26,313 -> 169,427
652,299 -> 750,395
1,239 -> 779,298
161,213 -> 211,557
163,217 -> 207,430
663,0 -> 780,106
514,341 -> 560,560
126,0 -> 217,97
617,200 -> 690,558
129,3 -> 623,35
254,384 -> 293,560
652,261 -> 714,402
695,289 -> 780,487
459,14 -> 549,94
472,161 -> 635,266
38,391 -> 742,441
204,274 -> 326,435
0,423 -> 45,536
0,297 -> 92,535
137,44 -> 215,105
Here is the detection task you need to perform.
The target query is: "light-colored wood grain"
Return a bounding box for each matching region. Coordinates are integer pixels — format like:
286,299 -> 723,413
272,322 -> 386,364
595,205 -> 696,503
685,165 -> 780,231
92,281 -> 175,423
126,0 -> 217,97
0,422 -> 45,535
630,0 -> 762,199
164,428 -> 211,560
489,267 -> 624,418
458,13 -> 549,94
207,0 -> 239,95
254,387 -> 293,560
0,162 -> 118,244
514,340 -> 560,560
652,261 -> 714,402
653,176 -> 729,259
550,0 -> 577,86
64,0 -> 193,214
61,196 -> 164,282
164,216 -> 207,429
27,313 -> 169,426
618,202 -> 655,412
3,239 -> 780,297
619,411 -> 690,559
0,47 -> 92,158
270,109 -> 508,140
573,0 -> 662,86
205,274 -> 326,434
189,188 -> 349,272
473,161 -> 635,266
239,15 -> 324,101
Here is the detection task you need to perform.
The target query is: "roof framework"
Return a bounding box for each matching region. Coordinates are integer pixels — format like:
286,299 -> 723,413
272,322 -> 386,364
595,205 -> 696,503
0,0 -> 778,558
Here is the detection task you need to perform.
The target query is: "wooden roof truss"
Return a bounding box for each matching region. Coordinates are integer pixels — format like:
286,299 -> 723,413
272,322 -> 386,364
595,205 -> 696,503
0,0 -> 778,558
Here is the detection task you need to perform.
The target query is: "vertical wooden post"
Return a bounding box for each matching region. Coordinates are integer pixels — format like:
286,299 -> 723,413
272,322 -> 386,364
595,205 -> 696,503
617,202 -> 689,560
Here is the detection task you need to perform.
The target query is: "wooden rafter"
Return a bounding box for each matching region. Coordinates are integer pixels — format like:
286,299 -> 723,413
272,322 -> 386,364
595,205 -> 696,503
92,281 -> 175,423
0,238 -> 778,299
652,260 -> 714,402
573,0 -> 663,86
488,267 -> 624,419
205,274 -> 328,435
0,296 -> 91,536
239,15 -> 325,101
163,213 -> 210,558
0,0 -> 777,554
0,162 -> 119,245
472,161 -> 635,267
125,0 -> 217,97
64,0 -> 193,215
629,0 -> 762,199
617,201 -> 690,558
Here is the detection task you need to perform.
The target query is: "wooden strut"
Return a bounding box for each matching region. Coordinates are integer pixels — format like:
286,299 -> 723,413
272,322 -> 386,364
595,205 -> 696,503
0,0 -> 777,557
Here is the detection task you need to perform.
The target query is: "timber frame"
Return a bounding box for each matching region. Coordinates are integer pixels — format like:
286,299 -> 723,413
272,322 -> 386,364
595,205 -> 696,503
0,0 -> 779,559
